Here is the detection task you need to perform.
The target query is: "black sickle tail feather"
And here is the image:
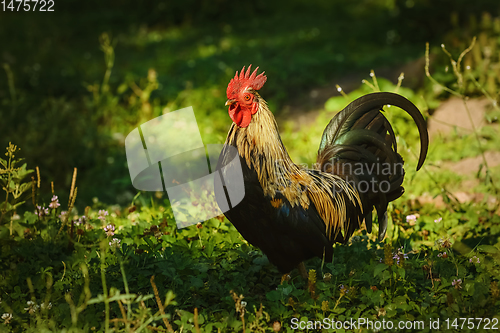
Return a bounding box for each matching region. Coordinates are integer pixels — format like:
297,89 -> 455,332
317,92 -> 429,240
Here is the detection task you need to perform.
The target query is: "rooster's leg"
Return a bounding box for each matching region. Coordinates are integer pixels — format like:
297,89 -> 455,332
297,262 -> 308,280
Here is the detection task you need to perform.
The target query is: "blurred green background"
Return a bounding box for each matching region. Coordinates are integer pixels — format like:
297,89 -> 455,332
1,0 -> 499,208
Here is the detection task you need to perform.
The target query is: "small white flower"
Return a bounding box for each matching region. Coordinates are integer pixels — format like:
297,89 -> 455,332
104,224 -> 115,237
109,238 -> 121,248
49,195 -> 61,209
406,214 -> 417,223
24,300 -> 41,314
469,256 -> 480,264
41,302 -> 52,310
2,313 -> 13,324
37,206 -> 50,217
76,215 -> 87,225
98,210 -> 109,221
452,278 -> 462,289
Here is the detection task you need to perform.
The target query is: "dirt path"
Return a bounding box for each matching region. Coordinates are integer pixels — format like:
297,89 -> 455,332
278,57 -> 428,128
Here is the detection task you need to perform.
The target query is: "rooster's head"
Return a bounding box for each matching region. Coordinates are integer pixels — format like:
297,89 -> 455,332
226,65 -> 267,128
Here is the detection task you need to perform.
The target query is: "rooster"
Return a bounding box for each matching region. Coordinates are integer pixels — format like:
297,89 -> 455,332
216,65 -> 428,277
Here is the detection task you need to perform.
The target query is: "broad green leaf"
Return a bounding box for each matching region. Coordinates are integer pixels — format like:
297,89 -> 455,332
374,263 -> 388,277
477,245 -> 499,253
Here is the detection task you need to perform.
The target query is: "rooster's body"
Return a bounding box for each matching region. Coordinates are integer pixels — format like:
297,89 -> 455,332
217,66 -> 428,274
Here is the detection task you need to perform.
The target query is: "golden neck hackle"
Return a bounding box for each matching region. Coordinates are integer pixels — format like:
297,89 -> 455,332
224,94 -> 362,239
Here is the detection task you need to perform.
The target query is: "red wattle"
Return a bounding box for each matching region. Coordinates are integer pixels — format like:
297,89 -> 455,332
229,105 -> 252,128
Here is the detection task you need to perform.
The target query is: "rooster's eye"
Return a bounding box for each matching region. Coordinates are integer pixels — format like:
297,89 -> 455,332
244,94 -> 251,101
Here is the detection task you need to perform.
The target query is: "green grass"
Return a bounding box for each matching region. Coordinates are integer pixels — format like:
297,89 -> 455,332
0,186 -> 499,332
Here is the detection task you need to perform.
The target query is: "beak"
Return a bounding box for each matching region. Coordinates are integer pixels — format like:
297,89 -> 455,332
225,99 -> 235,106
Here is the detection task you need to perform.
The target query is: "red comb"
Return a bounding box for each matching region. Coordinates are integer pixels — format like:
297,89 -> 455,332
226,65 -> 267,99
